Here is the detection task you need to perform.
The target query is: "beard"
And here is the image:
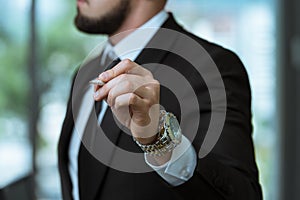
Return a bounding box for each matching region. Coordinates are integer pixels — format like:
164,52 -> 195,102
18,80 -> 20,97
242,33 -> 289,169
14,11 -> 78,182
75,0 -> 130,35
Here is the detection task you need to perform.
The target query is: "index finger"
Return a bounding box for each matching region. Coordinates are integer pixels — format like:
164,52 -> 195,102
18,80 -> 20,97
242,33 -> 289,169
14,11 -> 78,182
98,59 -> 149,82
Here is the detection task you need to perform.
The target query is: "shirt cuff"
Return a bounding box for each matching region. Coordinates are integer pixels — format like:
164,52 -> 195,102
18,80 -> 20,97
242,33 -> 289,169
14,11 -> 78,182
144,135 -> 197,186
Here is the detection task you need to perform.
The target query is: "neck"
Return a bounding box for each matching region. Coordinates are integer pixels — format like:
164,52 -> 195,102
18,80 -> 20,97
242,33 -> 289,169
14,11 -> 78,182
109,2 -> 165,45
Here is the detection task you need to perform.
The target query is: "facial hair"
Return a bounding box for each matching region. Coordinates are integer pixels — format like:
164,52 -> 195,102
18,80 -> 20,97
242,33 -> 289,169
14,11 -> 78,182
75,0 -> 130,35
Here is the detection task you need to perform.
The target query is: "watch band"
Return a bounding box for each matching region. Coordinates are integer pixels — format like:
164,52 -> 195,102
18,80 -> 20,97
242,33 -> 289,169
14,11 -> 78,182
133,110 -> 182,156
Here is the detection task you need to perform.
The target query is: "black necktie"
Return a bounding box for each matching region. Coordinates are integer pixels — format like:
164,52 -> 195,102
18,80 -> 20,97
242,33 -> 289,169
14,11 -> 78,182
94,58 -> 121,116
77,56 -> 121,199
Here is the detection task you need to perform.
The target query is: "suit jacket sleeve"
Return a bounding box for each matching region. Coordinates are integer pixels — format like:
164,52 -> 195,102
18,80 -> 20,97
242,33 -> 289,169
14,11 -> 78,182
160,48 -> 262,200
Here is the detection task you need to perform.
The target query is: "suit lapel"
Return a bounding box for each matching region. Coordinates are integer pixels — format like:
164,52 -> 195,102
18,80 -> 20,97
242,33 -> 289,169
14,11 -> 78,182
58,92 -> 75,200
78,106 -> 123,200
134,13 -> 182,77
77,58 -> 123,199
135,16 -> 179,65
58,53 -> 104,200
74,13 -> 184,200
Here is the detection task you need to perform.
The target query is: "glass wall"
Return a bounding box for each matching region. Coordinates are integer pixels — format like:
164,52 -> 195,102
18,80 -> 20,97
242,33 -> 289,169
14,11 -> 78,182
0,0 -> 32,191
166,1 -> 278,199
0,0 -> 278,199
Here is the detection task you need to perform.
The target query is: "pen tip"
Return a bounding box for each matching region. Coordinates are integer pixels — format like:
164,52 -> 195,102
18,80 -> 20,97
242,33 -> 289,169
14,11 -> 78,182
89,79 -> 105,86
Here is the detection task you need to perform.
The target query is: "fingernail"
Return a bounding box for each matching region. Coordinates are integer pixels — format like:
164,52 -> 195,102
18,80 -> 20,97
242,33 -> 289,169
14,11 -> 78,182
99,72 -> 108,81
94,90 -> 101,99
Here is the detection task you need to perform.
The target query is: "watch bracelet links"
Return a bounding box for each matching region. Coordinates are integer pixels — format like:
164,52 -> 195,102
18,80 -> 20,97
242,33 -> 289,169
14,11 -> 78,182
133,110 -> 181,156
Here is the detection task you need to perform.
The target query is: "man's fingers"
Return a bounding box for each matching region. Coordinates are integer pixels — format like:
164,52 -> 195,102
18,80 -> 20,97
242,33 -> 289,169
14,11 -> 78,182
113,93 -> 160,138
106,79 -> 160,106
114,93 -> 147,112
94,74 -> 138,101
126,65 -> 153,77
98,59 -> 152,82
134,80 -> 160,100
106,81 -> 134,106
94,74 -> 157,101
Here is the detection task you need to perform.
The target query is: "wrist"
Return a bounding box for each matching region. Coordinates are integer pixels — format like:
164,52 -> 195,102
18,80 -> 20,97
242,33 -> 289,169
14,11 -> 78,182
133,110 -> 182,156
134,134 -> 158,145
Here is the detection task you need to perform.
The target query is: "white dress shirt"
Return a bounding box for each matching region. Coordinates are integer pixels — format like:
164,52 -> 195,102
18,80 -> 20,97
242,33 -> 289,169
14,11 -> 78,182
68,10 -> 197,200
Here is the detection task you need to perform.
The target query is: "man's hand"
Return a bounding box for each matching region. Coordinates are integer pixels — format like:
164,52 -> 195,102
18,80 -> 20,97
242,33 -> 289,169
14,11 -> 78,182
93,59 -> 160,145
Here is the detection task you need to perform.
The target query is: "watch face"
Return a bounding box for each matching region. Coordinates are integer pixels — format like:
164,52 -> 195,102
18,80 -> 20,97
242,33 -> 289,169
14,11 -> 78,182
169,114 -> 182,143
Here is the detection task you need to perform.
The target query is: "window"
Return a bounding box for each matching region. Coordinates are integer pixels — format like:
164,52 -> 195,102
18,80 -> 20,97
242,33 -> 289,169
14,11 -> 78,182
0,0 -> 278,199
166,0 -> 278,199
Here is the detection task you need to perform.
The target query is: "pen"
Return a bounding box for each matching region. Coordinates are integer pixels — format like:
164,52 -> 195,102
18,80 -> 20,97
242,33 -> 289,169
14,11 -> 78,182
88,58 -> 121,86
89,79 -> 105,86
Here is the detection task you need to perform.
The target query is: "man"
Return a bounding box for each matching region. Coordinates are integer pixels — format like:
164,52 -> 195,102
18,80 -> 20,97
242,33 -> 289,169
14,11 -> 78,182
58,0 -> 263,199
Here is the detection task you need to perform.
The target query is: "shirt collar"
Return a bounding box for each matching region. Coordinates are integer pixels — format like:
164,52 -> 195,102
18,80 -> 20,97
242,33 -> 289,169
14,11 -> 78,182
104,10 -> 168,61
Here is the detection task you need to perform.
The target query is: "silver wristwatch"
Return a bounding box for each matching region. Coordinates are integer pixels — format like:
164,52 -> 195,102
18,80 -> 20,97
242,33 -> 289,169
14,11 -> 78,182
133,110 -> 182,156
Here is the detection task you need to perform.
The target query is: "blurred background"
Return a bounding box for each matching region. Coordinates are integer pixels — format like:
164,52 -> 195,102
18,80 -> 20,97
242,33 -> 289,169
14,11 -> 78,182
0,0 -> 299,199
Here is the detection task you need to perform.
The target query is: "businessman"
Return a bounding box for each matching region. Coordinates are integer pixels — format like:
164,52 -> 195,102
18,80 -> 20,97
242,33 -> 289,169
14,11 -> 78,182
58,0 -> 263,199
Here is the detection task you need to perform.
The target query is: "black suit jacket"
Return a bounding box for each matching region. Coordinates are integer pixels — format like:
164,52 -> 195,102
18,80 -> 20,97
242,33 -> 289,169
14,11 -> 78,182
58,14 -> 263,200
